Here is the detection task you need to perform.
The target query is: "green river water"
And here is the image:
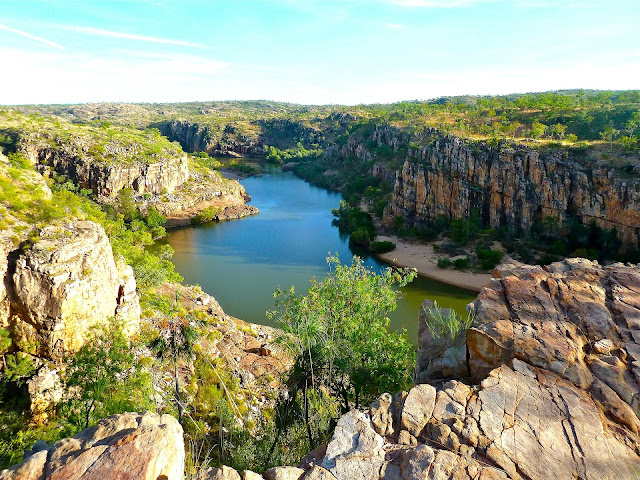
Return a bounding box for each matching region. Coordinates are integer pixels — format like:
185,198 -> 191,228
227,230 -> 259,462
157,163 -> 477,343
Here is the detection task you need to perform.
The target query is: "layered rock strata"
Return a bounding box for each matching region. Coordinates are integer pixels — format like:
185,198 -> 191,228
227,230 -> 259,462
22,142 -> 189,198
161,120 -> 264,156
2,221 -> 140,359
382,133 -> 640,246
0,412 -> 184,480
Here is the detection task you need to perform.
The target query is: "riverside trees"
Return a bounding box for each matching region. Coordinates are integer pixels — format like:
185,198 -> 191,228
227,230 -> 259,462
268,255 -> 416,451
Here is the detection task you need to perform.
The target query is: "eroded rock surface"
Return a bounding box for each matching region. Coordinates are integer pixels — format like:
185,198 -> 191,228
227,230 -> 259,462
6,221 -> 140,359
469,258 -> 640,433
383,133 -> 640,246
0,412 -> 184,480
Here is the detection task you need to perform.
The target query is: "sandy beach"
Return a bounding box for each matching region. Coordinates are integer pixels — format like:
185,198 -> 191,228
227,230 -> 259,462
373,234 -> 493,292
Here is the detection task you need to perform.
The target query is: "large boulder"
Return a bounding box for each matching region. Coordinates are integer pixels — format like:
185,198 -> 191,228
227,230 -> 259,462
8,221 -> 140,358
0,412 -> 184,480
468,259 -> 640,432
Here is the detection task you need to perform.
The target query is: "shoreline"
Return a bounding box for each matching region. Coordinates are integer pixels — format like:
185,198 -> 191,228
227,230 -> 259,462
372,233 -> 492,292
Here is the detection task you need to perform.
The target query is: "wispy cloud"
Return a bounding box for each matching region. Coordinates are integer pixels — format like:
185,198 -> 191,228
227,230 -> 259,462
385,23 -> 407,29
62,25 -> 207,48
0,23 -> 64,49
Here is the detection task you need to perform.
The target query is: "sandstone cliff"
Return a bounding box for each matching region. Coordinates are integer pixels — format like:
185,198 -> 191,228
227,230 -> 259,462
1,221 -> 140,359
161,120 -> 264,156
382,132 -> 640,247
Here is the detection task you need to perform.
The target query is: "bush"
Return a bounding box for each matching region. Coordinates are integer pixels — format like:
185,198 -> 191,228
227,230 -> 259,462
370,240 -> 396,253
349,227 -> 372,246
453,257 -> 471,270
421,301 -> 474,344
437,258 -> 451,269
192,206 -> 220,225
476,248 -> 503,270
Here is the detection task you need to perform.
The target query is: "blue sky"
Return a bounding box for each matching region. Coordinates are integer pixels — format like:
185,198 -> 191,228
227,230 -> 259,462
0,0 -> 638,105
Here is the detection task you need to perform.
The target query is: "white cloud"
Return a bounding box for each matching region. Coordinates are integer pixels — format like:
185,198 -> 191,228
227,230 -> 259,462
0,22 -> 64,49
0,47 -> 229,104
385,23 -> 407,29
60,25 -> 207,48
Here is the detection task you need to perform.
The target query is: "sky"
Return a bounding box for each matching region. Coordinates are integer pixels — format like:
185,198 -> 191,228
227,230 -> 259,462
0,0 -> 638,105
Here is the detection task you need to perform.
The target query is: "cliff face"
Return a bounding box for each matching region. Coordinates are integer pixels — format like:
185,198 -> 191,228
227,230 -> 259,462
383,134 -> 640,247
2,221 -> 140,359
161,120 -> 264,156
23,144 -> 190,198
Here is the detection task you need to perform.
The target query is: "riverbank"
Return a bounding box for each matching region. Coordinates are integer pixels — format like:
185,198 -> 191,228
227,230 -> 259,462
372,233 -> 492,292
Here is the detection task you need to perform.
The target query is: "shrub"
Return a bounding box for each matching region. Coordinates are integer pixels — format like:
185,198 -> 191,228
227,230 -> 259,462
421,301 -> 474,344
437,258 -> 451,269
453,257 -> 471,270
370,240 -> 396,253
192,206 -> 220,225
476,248 -> 503,270
349,227 -> 372,246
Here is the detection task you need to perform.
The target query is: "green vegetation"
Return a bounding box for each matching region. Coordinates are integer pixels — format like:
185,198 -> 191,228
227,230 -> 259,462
270,256 -> 417,412
421,301 -> 474,345
191,206 -> 220,225
0,321 -> 153,468
370,240 -> 396,253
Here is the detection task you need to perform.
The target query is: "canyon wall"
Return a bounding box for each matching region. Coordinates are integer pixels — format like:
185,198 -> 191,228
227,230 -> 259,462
382,133 -> 640,247
160,120 -> 264,156
21,143 -> 190,198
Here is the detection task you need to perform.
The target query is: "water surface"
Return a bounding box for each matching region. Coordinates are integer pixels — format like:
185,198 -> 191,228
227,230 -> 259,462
158,163 -> 476,342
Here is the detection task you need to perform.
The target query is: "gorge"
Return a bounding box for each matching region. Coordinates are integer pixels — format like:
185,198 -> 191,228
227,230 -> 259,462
1,90 -> 640,479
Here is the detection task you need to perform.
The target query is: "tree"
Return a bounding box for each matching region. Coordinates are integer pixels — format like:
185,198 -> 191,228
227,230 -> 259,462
600,126 -> 619,151
530,121 -> 546,139
626,111 -> 640,137
63,320 -> 153,429
149,295 -> 199,423
269,255 -> 417,419
550,123 -> 567,140
116,187 -> 137,222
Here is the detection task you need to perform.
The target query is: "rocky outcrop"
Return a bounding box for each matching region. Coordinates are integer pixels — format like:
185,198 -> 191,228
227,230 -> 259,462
469,258 -> 640,433
22,142 -> 190,198
161,120 -> 264,156
3,221 -> 140,359
0,412 -> 184,480
384,134 -> 640,246
142,168 -> 258,227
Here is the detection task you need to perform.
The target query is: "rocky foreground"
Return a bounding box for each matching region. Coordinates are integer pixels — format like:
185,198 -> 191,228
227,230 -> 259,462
3,258 -> 640,479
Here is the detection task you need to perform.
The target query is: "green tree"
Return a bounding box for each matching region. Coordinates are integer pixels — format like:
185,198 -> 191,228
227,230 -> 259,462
63,320 -> 153,429
269,255 -> 417,417
149,295 -> 199,423
600,126 -> 619,151
116,187 -> 138,222
530,121 -> 546,139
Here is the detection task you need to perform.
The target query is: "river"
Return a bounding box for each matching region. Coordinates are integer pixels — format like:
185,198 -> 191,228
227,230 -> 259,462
157,163 -> 477,343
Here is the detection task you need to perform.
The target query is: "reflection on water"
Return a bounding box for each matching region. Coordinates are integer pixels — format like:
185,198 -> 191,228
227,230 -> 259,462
157,163 -> 476,343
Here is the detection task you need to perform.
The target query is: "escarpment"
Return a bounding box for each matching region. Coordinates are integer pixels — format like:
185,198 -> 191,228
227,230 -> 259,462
1,221 -> 140,360
161,120 -> 265,156
383,133 -> 640,247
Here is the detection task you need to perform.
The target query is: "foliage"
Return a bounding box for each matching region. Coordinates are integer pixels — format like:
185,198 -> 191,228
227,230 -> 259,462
61,319 -> 154,430
269,255 -> 417,413
437,257 -> 451,269
192,206 -> 220,225
370,240 -> 396,253
452,257 -> 471,270
116,187 -> 137,222
421,301 -> 474,345
148,294 -> 200,422
2,353 -> 36,386
349,226 -> 371,247
475,247 -> 503,270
